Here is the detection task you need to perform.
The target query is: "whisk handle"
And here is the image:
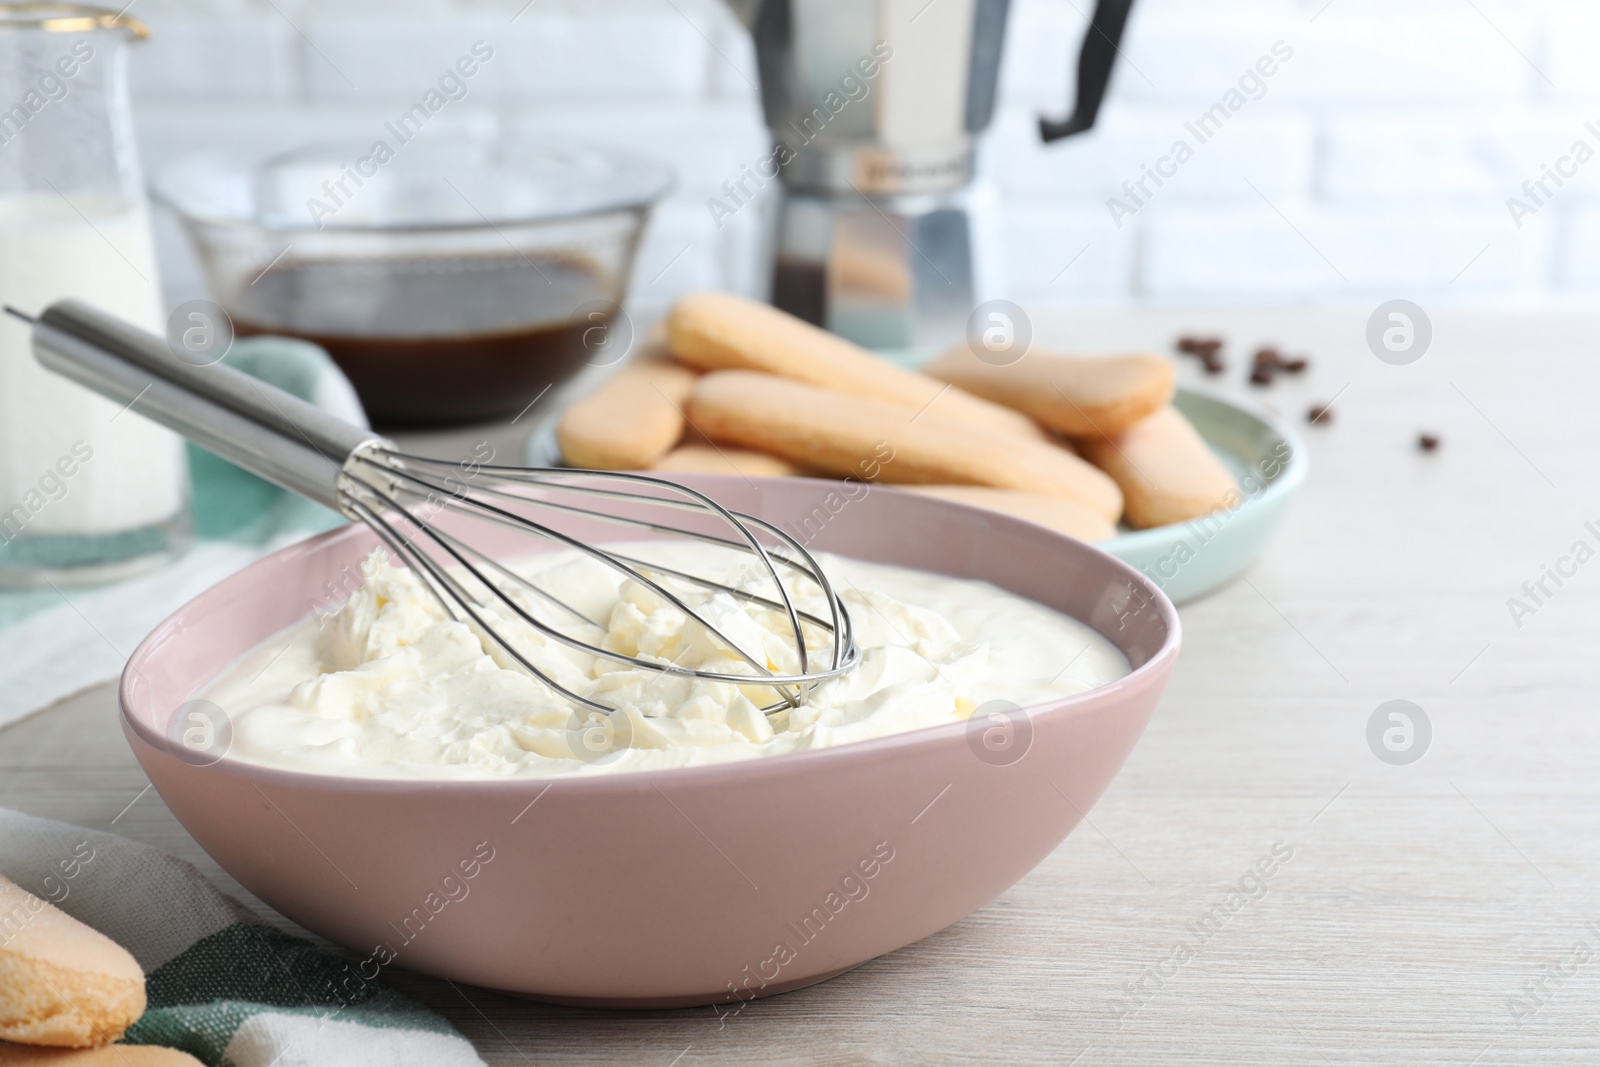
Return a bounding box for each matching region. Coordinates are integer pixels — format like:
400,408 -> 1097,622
26,299 -> 384,511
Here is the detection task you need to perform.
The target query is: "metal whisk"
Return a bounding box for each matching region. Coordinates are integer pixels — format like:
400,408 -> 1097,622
10,300 -> 859,716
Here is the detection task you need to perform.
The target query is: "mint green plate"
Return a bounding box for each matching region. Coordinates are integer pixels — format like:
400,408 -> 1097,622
526,385 -> 1304,606
1101,386 -> 1306,604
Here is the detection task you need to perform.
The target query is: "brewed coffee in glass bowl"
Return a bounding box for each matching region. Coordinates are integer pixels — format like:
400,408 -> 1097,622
156,138 -> 672,428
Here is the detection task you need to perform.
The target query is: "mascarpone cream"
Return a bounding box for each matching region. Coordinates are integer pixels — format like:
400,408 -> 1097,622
202,543 -> 1128,778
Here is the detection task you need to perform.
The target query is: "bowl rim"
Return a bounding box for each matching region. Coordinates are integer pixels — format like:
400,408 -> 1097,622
1106,382 -> 1309,553
151,137 -> 677,235
120,486 -> 1182,795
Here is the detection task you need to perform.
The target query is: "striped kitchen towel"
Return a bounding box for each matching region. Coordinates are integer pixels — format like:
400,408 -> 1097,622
0,808 -> 485,1066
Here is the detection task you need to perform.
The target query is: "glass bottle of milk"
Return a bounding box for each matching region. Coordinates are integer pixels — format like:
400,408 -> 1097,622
0,6 -> 188,585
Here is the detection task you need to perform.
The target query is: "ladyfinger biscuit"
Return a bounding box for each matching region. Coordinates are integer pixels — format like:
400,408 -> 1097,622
652,444 -> 803,479
0,876 -> 145,1048
1075,406 -> 1237,529
667,292 -> 1046,441
556,360 -> 697,470
0,1047 -> 203,1065
687,371 -> 1122,519
907,486 -> 1116,542
924,348 -> 1174,438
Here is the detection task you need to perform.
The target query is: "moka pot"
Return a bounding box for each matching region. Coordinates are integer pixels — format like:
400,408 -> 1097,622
721,0 -> 1135,349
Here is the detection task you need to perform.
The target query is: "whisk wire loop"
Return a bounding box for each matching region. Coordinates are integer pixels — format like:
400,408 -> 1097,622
336,448 -> 859,716
359,459 -> 804,705
340,491 -> 615,714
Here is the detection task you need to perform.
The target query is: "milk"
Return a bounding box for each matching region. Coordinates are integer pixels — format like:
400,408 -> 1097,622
0,193 -> 185,536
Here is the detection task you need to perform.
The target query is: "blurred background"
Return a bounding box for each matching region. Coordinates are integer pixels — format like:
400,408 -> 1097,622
130,0 -> 1600,318
1,0 -> 1585,601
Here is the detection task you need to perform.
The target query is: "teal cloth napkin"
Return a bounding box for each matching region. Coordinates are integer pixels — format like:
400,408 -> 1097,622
185,336 -> 364,543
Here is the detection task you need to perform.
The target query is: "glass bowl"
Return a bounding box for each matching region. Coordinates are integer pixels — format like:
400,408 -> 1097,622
154,137 -> 673,428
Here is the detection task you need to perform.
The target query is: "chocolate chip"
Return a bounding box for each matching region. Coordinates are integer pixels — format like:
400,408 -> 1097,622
1201,354 -> 1226,375
1418,432 -> 1440,452
1281,357 -> 1309,373
1249,367 -> 1275,386
1254,346 -> 1281,365
1306,403 -> 1334,425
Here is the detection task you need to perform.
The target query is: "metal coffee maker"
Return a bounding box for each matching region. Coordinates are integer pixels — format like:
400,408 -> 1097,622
723,0 -> 1134,349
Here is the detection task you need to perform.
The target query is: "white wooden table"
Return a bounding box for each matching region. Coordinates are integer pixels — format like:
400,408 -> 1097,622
4,307 -> 1597,1065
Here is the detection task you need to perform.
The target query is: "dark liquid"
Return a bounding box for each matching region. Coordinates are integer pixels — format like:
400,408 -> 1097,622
771,257 -> 827,328
232,254 -> 613,428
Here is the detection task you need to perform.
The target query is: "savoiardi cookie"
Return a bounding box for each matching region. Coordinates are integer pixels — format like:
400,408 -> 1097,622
667,291 -> 1045,441
652,443 -> 803,479
0,875 -> 145,1048
924,347 -> 1173,438
556,359 -> 698,470
0,1046 -> 203,1065
1075,406 -> 1237,529
686,371 -> 1122,520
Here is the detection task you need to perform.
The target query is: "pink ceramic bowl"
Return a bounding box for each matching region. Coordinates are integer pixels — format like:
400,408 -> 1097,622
121,476 -> 1180,1009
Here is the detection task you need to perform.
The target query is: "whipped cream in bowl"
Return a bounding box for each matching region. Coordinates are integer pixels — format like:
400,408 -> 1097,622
120,476 -> 1179,1007
203,541 -> 1131,779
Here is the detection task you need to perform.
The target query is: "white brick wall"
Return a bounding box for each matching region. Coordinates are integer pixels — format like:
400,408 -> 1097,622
126,0 -> 1600,310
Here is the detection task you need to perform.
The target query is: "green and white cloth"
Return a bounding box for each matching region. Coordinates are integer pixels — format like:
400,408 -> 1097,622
0,809 -> 486,1066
